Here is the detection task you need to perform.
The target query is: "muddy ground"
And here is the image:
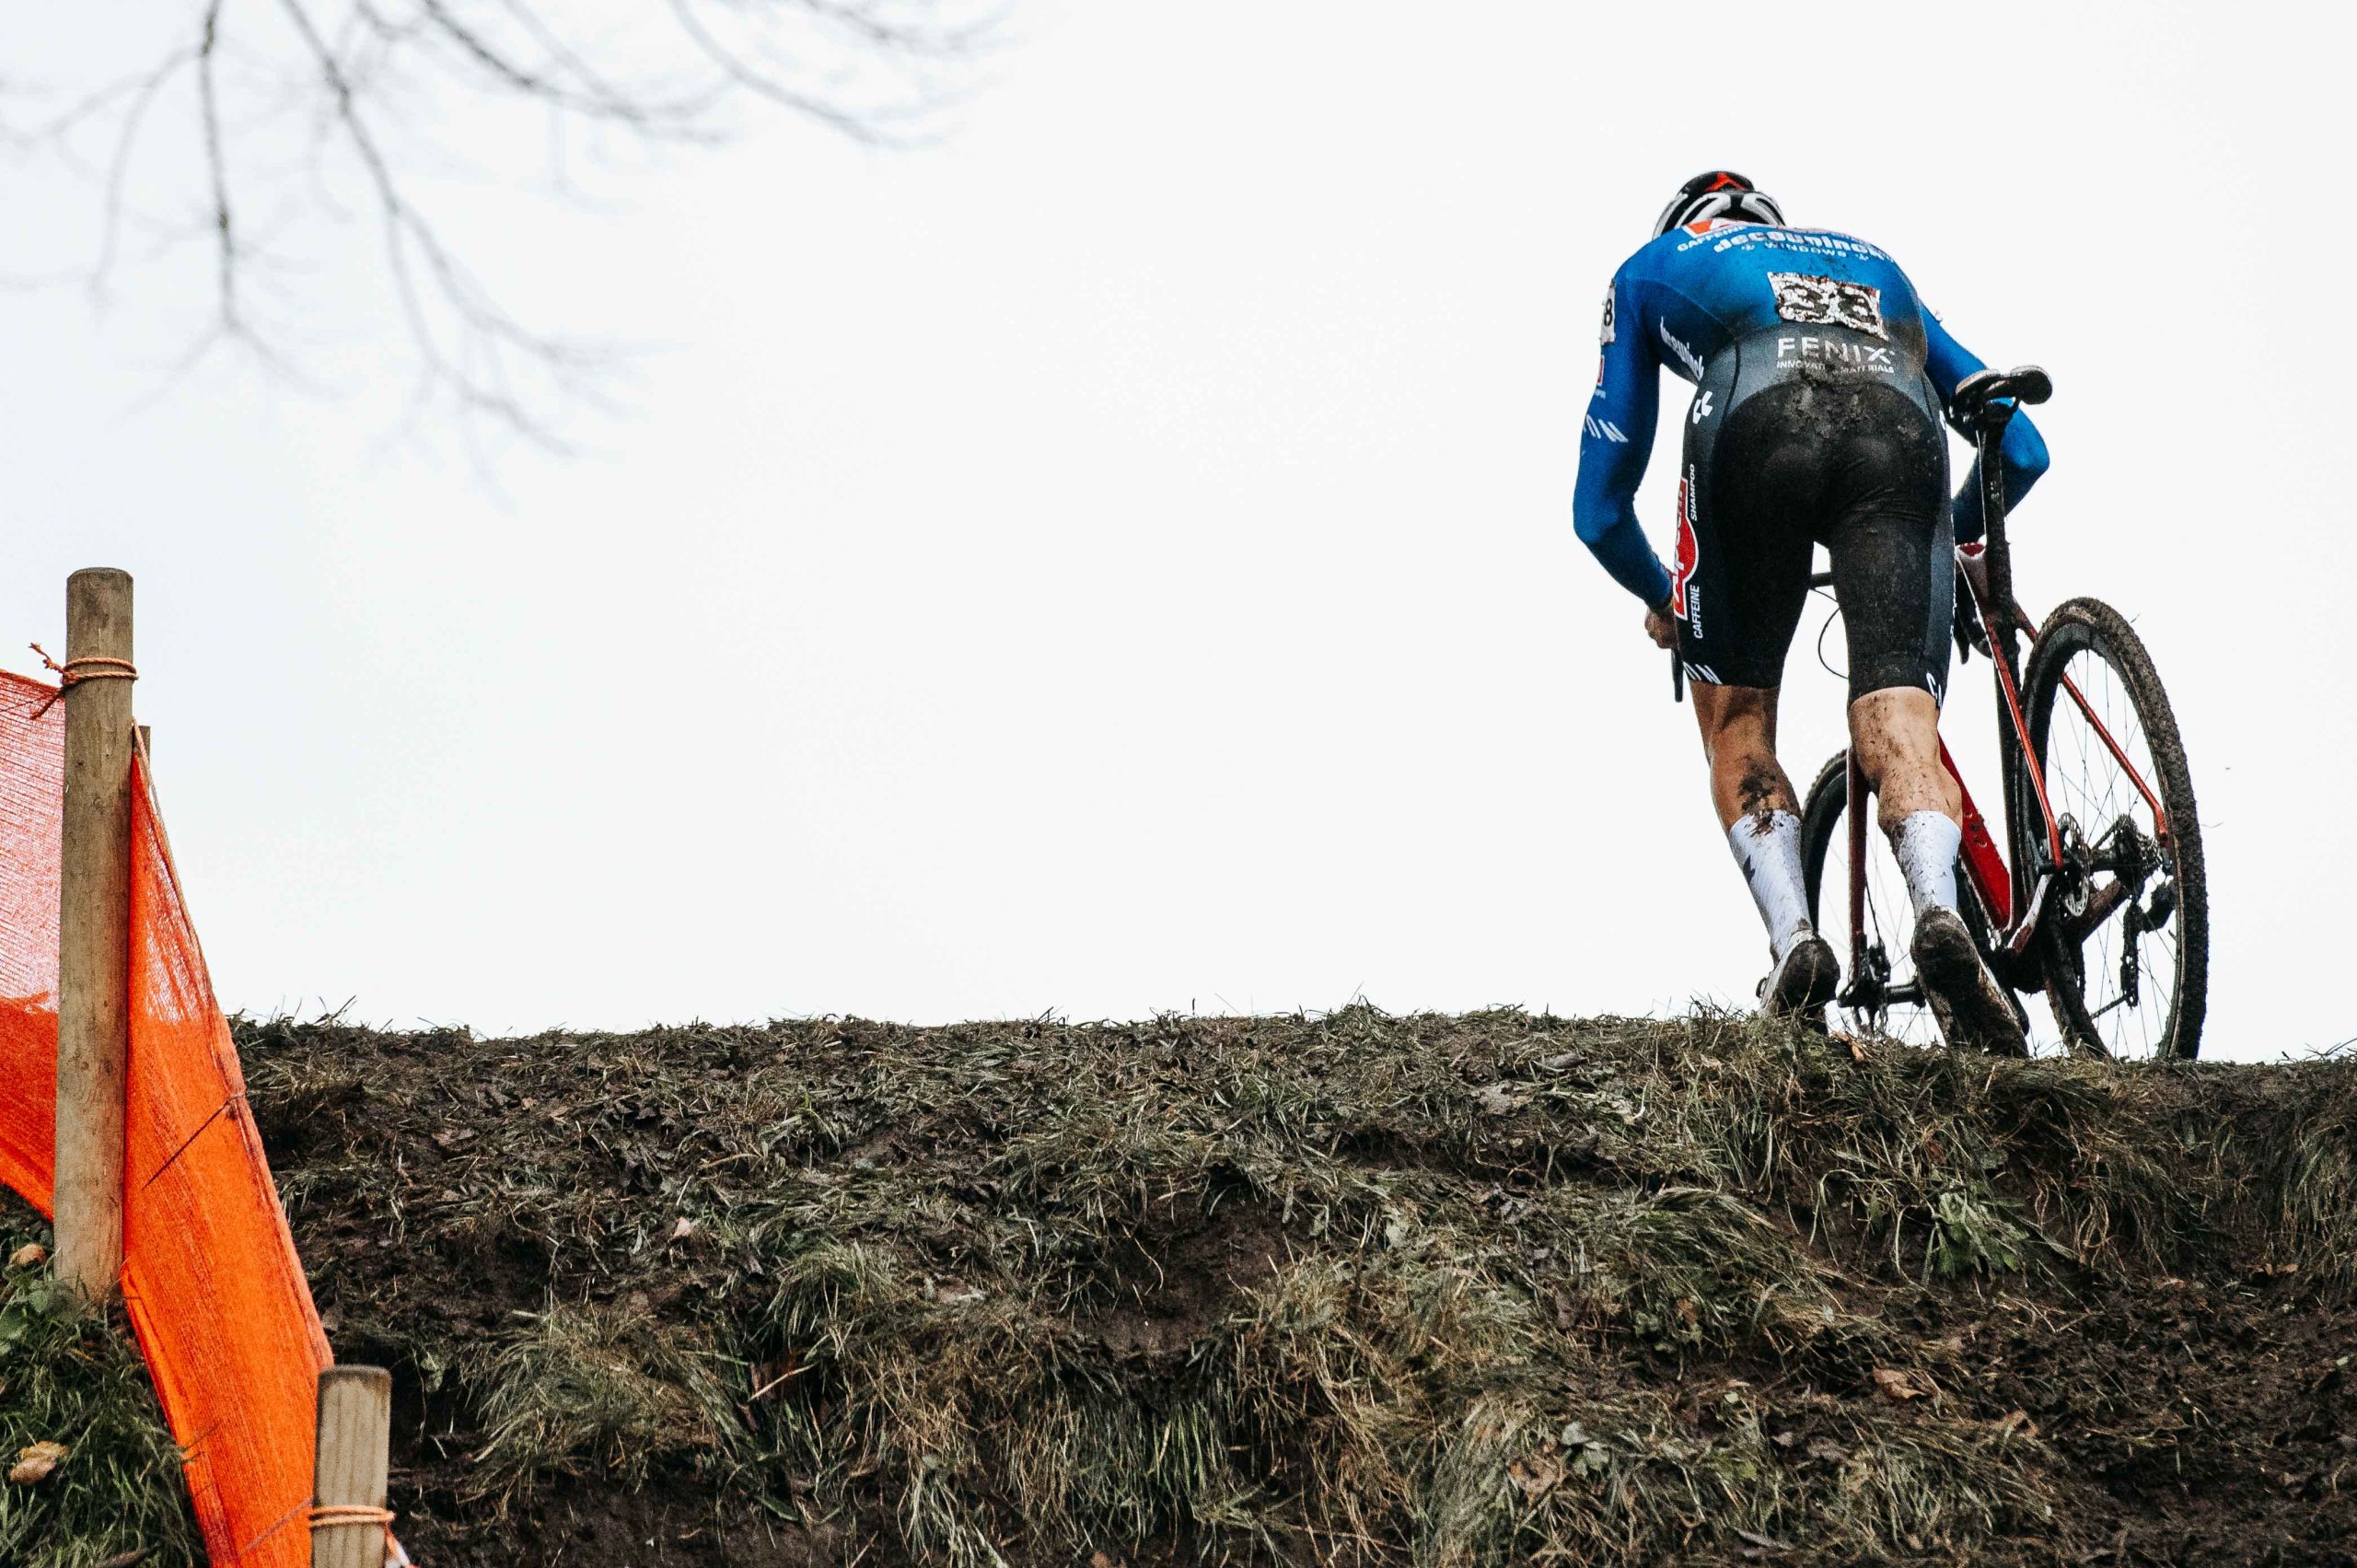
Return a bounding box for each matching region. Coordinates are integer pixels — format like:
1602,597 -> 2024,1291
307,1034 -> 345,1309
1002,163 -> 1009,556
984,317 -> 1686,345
7,1008 -> 2356,1566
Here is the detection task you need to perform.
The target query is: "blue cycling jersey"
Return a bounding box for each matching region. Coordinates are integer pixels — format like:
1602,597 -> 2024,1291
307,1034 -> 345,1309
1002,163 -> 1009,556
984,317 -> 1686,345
1573,219 -> 2049,607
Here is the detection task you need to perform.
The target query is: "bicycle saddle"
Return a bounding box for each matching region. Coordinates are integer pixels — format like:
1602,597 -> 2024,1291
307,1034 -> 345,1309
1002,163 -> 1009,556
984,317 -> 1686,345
1950,365 -> 2052,427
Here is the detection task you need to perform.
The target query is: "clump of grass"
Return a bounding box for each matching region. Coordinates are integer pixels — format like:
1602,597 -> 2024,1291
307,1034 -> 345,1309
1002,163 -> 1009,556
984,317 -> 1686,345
0,1210 -> 203,1568
1557,1183 -> 1859,1355
2273,1070 -> 2357,1290
466,1301 -> 745,1508
1923,1180 -> 2043,1277
1824,1418 -> 2058,1555
752,1235 -> 1271,1565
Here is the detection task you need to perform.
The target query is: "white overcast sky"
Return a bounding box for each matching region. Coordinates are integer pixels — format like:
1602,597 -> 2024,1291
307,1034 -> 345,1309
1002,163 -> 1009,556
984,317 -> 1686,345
2,2 -> 2346,1059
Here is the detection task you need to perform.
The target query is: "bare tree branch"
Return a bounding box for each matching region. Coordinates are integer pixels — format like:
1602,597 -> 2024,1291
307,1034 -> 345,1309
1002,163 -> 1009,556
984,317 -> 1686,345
94,50 -> 201,302
1,0 -> 997,451
198,0 -> 241,332
664,0 -> 886,145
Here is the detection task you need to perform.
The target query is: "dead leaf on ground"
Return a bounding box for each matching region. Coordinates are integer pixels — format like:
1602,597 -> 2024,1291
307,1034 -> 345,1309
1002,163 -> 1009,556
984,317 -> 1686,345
1507,1450 -> 1564,1498
1806,1437 -> 1852,1463
90,1545 -> 156,1568
431,1128 -> 475,1151
1090,1553 -> 1120,1568
10,1441 -> 67,1484
1995,1408 -> 2040,1440
1474,1083 -> 1528,1117
668,1216 -> 696,1242
6,1242 -> 44,1270
1871,1366 -> 1926,1401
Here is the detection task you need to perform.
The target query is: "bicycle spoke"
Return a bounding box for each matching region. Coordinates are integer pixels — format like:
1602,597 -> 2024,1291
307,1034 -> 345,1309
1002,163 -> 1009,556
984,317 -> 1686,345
2042,646 -> 2180,1060
1825,796 -> 1948,1047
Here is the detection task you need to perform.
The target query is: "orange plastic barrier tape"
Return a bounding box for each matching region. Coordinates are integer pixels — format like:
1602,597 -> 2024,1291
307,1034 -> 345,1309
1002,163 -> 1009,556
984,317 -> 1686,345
0,672 -> 64,1218
0,668 -> 384,1567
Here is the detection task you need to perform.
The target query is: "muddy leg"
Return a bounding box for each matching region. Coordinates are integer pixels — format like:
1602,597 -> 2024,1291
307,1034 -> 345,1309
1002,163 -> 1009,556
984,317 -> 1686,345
1847,687 -> 1956,831
1851,686 -> 2023,1051
1693,682 -> 1835,1016
1691,682 -> 1795,830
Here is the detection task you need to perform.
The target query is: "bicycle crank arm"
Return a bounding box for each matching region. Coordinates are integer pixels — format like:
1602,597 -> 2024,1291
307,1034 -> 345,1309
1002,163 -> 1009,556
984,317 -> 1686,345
1834,979 -> 1926,1010
2003,874 -> 2056,959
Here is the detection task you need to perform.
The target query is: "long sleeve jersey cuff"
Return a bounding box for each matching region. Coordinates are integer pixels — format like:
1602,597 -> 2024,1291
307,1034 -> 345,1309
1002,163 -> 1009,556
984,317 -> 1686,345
1582,517 -> 1673,607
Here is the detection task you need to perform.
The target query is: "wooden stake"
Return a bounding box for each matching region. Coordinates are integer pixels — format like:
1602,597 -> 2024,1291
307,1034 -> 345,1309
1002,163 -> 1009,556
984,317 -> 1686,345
314,1366 -> 393,1568
55,567 -> 134,1305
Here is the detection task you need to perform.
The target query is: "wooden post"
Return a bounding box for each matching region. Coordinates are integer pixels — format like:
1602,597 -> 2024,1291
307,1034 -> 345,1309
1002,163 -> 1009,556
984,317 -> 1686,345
54,567 -> 134,1305
314,1366 -> 393,1568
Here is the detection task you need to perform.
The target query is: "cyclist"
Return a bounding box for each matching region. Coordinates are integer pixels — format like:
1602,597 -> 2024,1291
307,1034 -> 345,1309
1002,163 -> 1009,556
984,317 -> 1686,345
1573,171 -> 2049,1051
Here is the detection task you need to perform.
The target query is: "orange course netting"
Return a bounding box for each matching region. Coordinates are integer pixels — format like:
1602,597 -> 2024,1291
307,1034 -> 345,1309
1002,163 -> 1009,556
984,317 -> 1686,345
0,666 -> 374,1566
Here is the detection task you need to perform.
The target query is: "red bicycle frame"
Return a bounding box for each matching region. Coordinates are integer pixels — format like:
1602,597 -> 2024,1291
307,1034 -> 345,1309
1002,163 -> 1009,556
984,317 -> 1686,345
1840,395 -> 2175,989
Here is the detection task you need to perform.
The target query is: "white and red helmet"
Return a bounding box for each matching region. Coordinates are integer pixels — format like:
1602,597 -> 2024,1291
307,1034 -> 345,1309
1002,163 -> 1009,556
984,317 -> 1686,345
1654,170 -> 1786,238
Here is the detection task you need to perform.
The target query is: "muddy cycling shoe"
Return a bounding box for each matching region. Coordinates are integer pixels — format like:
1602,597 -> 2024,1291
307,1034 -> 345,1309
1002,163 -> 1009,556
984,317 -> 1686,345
1758,931 -> 1840,1018
1911,906 -> 2028,1055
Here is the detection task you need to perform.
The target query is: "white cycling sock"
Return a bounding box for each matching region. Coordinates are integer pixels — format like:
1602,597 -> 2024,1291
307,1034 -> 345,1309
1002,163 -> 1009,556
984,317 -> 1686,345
1892,810 -> 1963,917
1728,811 -> 1812,959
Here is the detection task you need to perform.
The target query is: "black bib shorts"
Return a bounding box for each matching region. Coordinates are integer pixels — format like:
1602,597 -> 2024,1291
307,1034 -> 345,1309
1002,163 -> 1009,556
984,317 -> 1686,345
1669,326 -> 1955,703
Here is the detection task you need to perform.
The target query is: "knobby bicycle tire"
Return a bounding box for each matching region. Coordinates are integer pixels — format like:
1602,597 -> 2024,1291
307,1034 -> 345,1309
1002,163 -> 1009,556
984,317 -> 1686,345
2020,597 -> 2209,1061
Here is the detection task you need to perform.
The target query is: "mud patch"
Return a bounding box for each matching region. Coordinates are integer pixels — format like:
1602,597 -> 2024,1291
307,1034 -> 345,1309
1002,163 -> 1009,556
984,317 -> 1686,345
1081,1198 -> 1290,1360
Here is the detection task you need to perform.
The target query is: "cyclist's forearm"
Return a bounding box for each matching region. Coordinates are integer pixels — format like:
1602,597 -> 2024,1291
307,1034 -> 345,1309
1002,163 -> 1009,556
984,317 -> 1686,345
1998,411 -> 2050,504
1577,508 -> 1675,606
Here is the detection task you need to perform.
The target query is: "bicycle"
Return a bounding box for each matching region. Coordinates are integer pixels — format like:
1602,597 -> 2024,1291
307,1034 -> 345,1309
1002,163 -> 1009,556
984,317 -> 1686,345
1792,367 -> 2209,1060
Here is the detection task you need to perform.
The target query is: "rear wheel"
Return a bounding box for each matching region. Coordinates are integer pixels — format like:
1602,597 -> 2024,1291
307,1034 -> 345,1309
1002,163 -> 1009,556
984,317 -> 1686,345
2020,598 -> 2208,1060
1798,751 -> 2014,1045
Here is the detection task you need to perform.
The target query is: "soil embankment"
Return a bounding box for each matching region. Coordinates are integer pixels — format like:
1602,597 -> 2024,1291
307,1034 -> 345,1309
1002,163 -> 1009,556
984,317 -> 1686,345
7,1009 -> 2355,1565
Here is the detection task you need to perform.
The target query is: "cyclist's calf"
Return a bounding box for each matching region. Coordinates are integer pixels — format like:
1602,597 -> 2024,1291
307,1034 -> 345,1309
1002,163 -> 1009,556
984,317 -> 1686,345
1850,688 -> 1959,831
1690,681 -> 1800,830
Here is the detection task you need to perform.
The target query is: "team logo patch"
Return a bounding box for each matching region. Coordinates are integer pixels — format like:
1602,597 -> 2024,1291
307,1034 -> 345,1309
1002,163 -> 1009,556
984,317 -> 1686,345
1768,273 -> 1887,338
1672,468 -> 1700,622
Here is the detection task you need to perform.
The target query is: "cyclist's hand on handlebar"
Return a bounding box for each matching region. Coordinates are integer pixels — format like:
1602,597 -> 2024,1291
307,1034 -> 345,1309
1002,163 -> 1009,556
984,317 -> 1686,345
1643,600 -> 1678,651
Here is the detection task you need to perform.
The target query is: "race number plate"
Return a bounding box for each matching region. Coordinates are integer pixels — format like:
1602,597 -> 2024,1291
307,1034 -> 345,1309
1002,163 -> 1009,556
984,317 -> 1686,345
1768,273 -> 1887,339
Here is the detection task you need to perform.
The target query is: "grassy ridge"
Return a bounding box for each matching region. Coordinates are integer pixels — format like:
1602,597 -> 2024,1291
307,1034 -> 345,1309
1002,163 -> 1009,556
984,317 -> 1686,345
7,1009 -> 2356,1565
253,1008 -> 2357,1566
